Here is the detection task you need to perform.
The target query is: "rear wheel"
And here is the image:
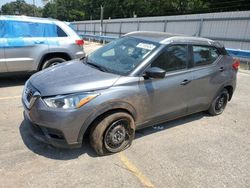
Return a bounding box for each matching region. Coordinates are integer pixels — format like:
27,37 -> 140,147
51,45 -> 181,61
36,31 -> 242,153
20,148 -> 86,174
42,57 -> 66,69
208,89 -> 229,116
90,112 -> 135,156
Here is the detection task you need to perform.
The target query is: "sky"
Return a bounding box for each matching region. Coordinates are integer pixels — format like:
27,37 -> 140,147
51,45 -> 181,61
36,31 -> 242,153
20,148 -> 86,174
0,0 -> 44,8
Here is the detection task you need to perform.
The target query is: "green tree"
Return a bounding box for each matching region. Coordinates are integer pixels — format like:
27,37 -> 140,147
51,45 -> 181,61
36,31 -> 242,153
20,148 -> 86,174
207,0 -> 250,13
42,0 -> 85,21
12,0 -> 248,21
1,0 -> 42,17
42,2 -> 58,18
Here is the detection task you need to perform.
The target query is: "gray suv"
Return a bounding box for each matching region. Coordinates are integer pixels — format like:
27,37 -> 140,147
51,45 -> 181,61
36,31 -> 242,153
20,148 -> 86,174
0,16 -> 85,74
22,31 -> 239,155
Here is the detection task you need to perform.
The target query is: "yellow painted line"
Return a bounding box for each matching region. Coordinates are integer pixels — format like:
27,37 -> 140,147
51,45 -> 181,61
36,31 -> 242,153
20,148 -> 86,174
119,152 -> 155,188
0,96 -> 21,100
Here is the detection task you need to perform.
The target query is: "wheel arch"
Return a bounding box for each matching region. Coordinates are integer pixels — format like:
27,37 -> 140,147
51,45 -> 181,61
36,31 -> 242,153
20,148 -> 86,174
38,52 -> 72,70
77,101 -> 137,144
212,83 -> 234,103
224,85 -> 234,101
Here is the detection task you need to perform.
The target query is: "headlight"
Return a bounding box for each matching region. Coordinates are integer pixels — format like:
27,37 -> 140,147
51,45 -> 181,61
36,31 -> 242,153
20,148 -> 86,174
43,93 -> 99,109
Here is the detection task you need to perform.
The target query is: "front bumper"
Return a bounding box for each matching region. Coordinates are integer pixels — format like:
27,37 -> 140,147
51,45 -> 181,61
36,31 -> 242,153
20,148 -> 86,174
22,92 -> 95,149
24,111 -> 82,149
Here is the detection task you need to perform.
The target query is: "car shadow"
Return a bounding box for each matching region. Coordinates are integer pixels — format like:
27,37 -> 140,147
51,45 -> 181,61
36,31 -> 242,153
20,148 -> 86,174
19,111 -> 208,160
19,120 -> 98,160
0,75 -> 29,88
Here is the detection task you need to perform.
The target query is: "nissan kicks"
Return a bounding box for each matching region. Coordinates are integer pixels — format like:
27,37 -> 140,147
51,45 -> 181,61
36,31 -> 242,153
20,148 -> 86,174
22,31 -> 239,155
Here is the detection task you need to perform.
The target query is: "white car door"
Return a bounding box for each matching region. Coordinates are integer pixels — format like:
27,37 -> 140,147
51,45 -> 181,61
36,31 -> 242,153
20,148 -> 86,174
0,20 -> 7,73
4,20 -> 48,72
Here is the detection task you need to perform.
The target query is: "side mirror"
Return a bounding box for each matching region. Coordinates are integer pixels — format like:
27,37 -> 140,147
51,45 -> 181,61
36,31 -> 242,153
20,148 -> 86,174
144,67 -> 166,79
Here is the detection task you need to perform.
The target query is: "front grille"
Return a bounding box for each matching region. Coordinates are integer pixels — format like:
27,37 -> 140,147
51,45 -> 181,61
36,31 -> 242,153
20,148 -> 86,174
25,86 -> 34,103
23,82 -> 40,108
25,82 -> 36,102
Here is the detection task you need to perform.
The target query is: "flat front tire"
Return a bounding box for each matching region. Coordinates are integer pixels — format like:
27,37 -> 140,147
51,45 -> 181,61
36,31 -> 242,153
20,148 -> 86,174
208,89 -> 229,116
90,112 -> 135,156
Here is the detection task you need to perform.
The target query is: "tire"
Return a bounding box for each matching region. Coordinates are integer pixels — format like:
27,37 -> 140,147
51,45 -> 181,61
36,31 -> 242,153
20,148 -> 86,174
90,112 -> 135,156
208,89 -> 229,116
41,57 -> 66,69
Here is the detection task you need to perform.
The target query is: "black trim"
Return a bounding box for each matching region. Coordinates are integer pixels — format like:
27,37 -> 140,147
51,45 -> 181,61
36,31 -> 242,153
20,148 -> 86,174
187,44 -> 194,68
218,47 -> 228,55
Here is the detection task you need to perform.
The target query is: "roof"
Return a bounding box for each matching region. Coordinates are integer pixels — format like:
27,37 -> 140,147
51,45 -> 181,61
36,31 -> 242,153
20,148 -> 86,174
125,31 -> 179,43
0,15 -> 59,24
125,31 -> 222,47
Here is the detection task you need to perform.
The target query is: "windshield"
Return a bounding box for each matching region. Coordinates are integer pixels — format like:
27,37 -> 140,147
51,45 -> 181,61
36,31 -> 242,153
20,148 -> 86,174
87,37 -> 159,75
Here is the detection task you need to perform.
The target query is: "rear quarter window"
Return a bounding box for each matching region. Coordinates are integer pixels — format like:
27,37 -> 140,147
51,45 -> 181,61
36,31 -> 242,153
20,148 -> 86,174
192,45 -> 220,67
45,24 -> 68,37
56,26 -> 67,37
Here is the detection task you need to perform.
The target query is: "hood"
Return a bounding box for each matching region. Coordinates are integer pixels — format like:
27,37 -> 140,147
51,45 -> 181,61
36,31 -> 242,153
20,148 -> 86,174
29,60 -> 120,96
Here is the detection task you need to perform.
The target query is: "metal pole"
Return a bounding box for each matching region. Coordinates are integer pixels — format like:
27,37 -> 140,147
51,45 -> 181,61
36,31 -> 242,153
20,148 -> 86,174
163,20 -> 168,32
90,15 -> 93,37
100,5 -> 104,36
104,22 -> 107,36
197,18 -> 203,37
137,21 -> 140,31
119,21 -> 122,37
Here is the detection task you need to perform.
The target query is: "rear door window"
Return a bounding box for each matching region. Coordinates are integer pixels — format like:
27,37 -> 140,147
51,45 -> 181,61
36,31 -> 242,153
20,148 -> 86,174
192,46 -> 220,67
4,21 -> 68,38
151,45 -> 188,72
0,20 -> 6,37
4,21 -> 46,38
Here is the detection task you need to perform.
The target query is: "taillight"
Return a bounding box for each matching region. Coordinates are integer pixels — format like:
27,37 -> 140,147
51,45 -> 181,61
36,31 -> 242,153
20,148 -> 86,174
232,59 -> 240,70
75,39 -> 84,46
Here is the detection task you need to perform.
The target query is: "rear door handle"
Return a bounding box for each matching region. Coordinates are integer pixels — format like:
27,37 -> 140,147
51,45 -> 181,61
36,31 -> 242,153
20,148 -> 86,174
219,67 -> 225,72
180,79 -> 191,85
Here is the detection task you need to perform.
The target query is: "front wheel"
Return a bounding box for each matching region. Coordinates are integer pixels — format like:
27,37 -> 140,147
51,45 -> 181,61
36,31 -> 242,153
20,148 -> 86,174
90,112 -> 135,156
208,89 -> 229,116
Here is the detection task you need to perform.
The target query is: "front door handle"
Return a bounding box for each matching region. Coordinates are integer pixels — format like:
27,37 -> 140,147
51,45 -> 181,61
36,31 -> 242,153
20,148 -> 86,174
180,79 -> 191,85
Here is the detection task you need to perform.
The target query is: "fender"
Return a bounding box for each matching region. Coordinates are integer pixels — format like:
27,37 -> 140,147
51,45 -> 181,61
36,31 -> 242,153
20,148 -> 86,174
77,101 -> 137,143
210,81 -> 235,105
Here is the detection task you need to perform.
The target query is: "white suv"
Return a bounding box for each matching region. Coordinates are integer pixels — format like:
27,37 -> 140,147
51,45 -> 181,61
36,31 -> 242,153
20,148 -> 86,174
0,15 -> 85,74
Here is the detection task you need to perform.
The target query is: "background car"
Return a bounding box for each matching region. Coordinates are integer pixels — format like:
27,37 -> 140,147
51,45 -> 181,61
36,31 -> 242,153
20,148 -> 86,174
0,15 -> 85,74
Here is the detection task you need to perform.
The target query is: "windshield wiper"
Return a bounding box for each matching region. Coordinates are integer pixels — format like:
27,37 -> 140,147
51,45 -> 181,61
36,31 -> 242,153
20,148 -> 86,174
85,61 -> 109,73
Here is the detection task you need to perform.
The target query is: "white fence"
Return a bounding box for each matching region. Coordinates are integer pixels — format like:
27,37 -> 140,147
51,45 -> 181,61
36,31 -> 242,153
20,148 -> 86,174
72,11 -> 250,51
